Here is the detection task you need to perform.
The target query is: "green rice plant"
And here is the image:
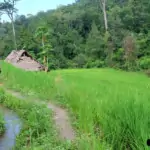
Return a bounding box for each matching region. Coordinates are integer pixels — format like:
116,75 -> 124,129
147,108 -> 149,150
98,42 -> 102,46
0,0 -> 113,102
1,62 -> 150,149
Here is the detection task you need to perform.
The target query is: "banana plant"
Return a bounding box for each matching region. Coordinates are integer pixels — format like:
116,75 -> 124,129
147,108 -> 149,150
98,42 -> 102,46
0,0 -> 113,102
35,26 -> 48,48
35,26 -> 52,71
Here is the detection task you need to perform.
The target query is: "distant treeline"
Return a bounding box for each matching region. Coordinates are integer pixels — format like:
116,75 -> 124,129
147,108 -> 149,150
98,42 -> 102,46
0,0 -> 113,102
0,0 -> 150,71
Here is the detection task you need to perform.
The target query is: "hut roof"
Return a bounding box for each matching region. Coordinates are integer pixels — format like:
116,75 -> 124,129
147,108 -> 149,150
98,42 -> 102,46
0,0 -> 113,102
5,50 -> 45,71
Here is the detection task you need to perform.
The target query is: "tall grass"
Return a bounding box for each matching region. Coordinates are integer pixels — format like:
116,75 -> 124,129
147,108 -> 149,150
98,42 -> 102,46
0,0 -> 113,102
1,62 -> 150,149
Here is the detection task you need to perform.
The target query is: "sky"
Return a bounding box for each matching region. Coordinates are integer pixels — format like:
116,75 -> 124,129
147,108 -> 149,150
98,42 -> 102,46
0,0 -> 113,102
2,0 -> 75,21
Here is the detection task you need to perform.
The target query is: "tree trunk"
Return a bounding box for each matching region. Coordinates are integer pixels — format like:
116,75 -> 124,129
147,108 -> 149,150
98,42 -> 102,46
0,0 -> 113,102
42,34 -> 45,48
11,20 -> 17,50
102,0 -> 108,32
45,55 -> 49,72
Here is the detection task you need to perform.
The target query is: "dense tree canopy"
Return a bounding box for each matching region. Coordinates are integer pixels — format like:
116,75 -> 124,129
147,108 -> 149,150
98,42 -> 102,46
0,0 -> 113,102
0,0 -> 150,70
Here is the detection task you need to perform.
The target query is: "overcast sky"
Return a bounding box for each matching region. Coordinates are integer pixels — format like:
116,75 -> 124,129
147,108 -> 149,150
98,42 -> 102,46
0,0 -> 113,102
2,0 -> 75,21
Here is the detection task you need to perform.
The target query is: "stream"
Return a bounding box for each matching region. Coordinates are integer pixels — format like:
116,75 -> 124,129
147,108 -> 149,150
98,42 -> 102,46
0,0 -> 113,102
0,106 -> 22,150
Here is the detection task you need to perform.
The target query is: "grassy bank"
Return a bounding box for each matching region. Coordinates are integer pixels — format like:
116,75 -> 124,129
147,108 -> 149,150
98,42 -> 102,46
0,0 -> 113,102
1,62 -> 150,149
0,112 -> 5,135
0,88 -> 73,150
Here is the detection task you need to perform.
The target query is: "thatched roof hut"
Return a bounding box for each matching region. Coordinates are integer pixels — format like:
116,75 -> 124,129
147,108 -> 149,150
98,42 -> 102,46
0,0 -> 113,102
5,50 -> 45,71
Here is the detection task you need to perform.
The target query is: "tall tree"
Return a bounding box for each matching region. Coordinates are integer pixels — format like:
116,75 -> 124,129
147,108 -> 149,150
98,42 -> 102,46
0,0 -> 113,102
86,22 -> 104,59
99,0 -> 108,32
0,0 -> 20,50
123,35 -> 137,70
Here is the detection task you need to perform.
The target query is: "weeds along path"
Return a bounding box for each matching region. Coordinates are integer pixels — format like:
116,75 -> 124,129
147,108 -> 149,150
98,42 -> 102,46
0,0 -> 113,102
2,87 -> 75,141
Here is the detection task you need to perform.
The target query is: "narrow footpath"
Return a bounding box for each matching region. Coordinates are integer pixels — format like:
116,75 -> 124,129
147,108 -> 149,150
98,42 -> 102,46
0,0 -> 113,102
2,87 -> 75,141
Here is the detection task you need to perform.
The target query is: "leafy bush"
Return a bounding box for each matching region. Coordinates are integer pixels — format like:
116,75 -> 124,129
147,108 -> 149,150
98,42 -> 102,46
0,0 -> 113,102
139,56 -> 150,69
73,54 -> 87,68
85,60 -> 105,68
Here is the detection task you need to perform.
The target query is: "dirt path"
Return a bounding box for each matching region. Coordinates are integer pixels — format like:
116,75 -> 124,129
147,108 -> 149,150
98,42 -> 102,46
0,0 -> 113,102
2,88 -> 75,141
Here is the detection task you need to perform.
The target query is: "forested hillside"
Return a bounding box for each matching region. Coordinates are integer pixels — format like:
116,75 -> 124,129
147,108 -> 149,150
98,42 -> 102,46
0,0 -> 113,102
0,0 -> 150,71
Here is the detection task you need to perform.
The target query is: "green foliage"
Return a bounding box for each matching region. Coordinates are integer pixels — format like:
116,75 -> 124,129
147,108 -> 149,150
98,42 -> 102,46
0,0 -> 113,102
85,59 -> 105,68
138,56 -> 150,70
0,0 -> 150,70
86,22 -> 105,60
73,53 -> 87,68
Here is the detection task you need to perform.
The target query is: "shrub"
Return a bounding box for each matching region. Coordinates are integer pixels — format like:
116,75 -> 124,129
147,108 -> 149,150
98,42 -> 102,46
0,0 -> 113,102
85,60 -> 105,68
73,54 -> 87,68
139,56 -> 150,70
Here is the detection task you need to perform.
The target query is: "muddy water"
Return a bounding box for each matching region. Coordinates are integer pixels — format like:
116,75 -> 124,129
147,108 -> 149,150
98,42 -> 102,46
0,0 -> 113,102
0,106 -> 22,150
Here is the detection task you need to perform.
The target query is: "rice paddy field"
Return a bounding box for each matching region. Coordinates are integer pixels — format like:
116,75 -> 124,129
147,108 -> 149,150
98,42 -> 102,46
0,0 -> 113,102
1,62 -> 150,150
